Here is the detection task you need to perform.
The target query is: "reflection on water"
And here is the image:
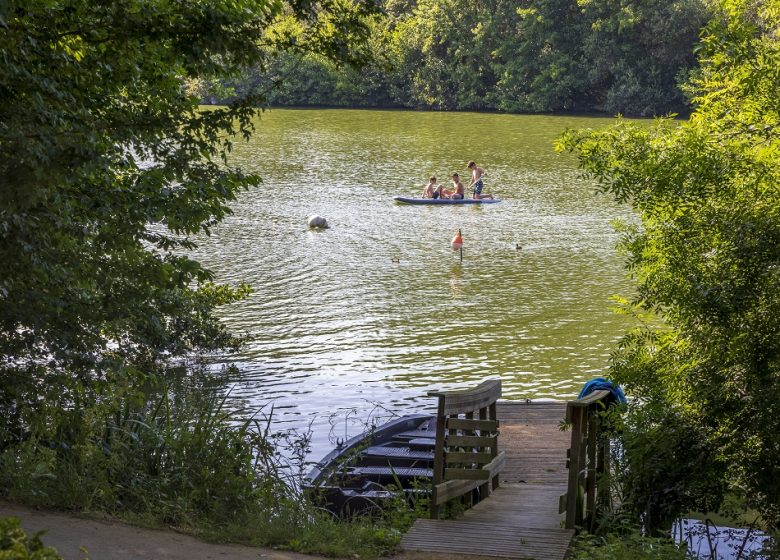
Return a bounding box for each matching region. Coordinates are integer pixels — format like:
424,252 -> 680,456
674,519 -> 771,559
449,263 -> 464,298
189,109 -> 636,458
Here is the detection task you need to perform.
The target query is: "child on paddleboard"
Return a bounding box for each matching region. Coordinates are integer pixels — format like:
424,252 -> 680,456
467,161 -> 494,200
422,176 -> 443,199
448,173 -> 465,200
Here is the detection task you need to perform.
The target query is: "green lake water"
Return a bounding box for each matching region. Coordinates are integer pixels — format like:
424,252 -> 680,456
190,108 -> 636,457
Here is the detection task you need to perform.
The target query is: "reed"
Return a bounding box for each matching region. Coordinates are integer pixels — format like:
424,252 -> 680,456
0,370 -> 418,558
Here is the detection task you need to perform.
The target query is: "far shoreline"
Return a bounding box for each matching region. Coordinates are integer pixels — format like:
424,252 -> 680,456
199,101 -> 691,121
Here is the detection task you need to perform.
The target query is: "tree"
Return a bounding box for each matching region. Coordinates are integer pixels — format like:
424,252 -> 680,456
579,0 -> 709,115
0,0 -> 376,438
558,0 -> 780,527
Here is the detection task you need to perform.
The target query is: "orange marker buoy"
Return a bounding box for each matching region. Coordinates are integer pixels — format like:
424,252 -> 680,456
451,228 -> 463,250
451,228 -> 464,262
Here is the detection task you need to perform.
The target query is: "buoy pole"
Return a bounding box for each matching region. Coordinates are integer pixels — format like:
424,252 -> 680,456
451,228 -> 464,261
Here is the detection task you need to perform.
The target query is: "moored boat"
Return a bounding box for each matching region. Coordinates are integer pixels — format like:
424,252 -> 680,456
305,414 -> 435,514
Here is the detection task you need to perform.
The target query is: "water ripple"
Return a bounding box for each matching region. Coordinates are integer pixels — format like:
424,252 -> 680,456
190,109 -> 637,458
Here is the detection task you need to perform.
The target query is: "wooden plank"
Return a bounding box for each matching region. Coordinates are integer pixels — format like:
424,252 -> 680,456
432,477 -> 482,504
401,518 -> 575,560
431,392 -> 447,520
445,468 -> 491,481
565,405 -> 582,529
413,398 -> 576,559
446,418 -> 499,432
446,451 -> 494,464
428,379 -> 502,415
567,389 -> 611,408
585,413 -> 598,526
485,451 -> 506,476
447,434 -> 497,448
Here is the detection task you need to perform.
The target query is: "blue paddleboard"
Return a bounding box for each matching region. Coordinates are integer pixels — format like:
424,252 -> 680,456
393,196 -> 501,205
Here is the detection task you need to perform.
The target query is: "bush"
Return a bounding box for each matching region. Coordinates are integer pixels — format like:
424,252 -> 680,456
0,367 -> 419,558
611,402 -> 728,535
0,517 -> 62,560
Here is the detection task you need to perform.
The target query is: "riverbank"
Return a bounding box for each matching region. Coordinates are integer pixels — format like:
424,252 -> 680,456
0,502 -> 495,560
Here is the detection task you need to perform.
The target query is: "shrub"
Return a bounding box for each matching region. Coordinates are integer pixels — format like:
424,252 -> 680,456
572,532 -> 687,560
0,517 -> 63,560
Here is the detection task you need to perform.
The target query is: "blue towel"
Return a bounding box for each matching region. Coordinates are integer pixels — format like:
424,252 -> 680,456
578,377 -> 627,405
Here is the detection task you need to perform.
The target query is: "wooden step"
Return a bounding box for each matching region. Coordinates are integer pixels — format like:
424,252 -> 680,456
402,518 -> 574,560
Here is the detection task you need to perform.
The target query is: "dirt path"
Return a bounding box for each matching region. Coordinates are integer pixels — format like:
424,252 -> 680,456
1,502 -> 319,560
1,502 -> 479,560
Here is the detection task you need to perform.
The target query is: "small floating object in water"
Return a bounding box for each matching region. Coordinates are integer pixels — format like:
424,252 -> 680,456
391,257 -> 400,263
308,215 -> 328,229
451,229 -> 463,250
515,243 -> 522,251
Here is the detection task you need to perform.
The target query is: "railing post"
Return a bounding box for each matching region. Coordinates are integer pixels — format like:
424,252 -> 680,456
489,400 -> 499,491
430,394 -> 446,520
565,404 -> 583,530
596,430 -> 609,516
585,412 -> 599,529
564,389 -> 614,531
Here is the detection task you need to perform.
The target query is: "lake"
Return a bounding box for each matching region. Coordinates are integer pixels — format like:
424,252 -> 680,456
189,108 -> 636,458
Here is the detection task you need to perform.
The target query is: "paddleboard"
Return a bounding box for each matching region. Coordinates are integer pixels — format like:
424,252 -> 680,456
393,196 -> 501,205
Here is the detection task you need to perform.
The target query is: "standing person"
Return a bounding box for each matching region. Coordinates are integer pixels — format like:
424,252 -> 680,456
449,173 -> 465,200
467,160 -> 494,200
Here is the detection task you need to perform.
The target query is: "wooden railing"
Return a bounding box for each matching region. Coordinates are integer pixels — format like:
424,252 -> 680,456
562,389 -> 613,530
428,379 -> 506,519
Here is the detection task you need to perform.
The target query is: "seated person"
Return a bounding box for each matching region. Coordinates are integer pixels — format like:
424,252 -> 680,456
448,173 -> 465,199
422,176 -> 440,198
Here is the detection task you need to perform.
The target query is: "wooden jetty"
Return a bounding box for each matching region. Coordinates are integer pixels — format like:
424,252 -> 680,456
400,400 -> 575,560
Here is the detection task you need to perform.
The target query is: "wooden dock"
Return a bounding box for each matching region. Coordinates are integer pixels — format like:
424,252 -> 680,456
401,401 -> 574,560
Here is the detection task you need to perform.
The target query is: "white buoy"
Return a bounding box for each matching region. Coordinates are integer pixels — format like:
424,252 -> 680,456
308,215 -> 328,229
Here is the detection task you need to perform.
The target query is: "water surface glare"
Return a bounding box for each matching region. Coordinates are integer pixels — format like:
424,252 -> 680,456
190,109 -> 636,457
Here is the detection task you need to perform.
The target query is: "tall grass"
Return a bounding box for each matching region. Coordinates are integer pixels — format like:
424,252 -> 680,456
0,367 -> 417,558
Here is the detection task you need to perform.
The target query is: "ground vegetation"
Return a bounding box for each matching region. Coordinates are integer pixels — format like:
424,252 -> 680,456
558,0 -> 780,537
0,0 -> 419,557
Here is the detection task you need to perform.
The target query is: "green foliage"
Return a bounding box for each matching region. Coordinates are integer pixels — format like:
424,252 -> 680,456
0,367 -> 417,558
607,403 -> 728,534
0,4 -> 410,556
1,370 -> 290,526
571,532 -> 688,560
0,517 -> 63,560
213,0 -> 710,115
0,0 -> 378,384
558,0 -> 780,529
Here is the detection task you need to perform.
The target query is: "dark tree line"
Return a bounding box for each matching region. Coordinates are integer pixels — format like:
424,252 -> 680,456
201,0 -> 712,116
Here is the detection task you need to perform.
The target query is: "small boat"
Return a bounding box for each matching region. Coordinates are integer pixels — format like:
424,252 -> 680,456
305,414 -> 435,514
394,196 -> 501,205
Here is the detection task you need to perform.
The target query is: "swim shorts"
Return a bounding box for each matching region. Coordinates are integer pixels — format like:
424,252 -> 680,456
451,193 -> 464,200
473,179 -> 484,195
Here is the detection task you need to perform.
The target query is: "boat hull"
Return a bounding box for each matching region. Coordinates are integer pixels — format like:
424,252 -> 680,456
305,414 -> 435,514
